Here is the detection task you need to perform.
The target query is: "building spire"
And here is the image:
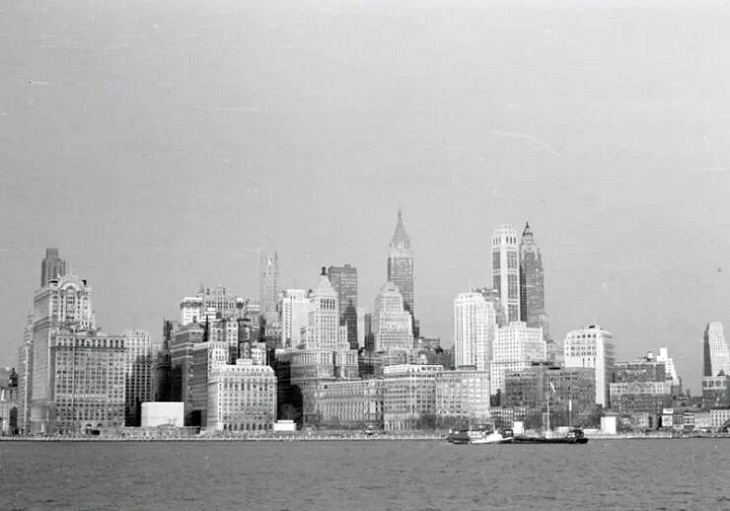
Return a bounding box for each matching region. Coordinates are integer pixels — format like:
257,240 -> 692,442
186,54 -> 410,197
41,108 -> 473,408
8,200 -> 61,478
522,221 -> 533,238
390,208 -> 411,249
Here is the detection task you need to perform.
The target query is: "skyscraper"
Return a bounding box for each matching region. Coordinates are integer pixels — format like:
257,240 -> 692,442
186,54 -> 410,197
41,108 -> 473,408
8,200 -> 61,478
519,222 -> 549,336
490,321 -> 545,395
123,329 -> 156,426
328,264 -> 359,350
387,209 -> 415,335
305,268 -> 346,351
453,292 -> 497,371
31,273 -> 96,433
280,289 -> 310,348
703,322 -> 730,377
564,325 -> 616,408
492,224 -> 520,323
40,247 -> 66,287
260,250 -> 280,326
372,281 -> 413,352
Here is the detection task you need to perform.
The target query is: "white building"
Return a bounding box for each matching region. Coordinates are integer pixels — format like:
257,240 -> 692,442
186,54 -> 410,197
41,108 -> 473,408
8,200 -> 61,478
703,322 -> 730,377
316,379 -> 383,428
304,269 -> 347,351
372,281 -> 413,352
281,289 -> 310,348
436,368 -> 490,425
179,286 -> 244,326
492,224 -> 521,322
564,325 -> 615,408
207,359 -> 277,432
490,321 -> 545,395
453,292 -> 496,371
382,364 -> 442,431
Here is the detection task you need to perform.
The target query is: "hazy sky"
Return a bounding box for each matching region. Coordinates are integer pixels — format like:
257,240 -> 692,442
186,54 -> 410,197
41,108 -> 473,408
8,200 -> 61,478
2,0 -> 730,391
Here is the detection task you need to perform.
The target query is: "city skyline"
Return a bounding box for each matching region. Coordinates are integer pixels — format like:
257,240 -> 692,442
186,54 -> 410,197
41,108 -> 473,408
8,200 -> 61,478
3,1 -> 730,395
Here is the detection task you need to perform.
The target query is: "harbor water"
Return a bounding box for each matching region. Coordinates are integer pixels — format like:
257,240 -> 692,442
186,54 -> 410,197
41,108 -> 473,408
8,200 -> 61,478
2,439 -> 729,510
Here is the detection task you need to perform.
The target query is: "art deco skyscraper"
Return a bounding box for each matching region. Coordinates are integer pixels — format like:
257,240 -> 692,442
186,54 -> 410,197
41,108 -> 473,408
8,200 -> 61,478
260,251 -> 280,326
328,264 -> 359,350
305,268 -> 347,351
40,247 -> 66,287
492,224 -> 520,323
703,322 -> 730,377
372,281 -> 413,352
519,222 -> 549,337
387,209 -> 415,334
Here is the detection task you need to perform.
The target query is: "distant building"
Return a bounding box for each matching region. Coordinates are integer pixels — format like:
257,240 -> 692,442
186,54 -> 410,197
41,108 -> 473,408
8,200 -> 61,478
51,332 -> 126,433
609,354 -> 672,422
260,251 -> 280,326
702,375 -> 730,408
16,314 -> 33,434
564,325 -> 615,408
31,273 -> 96,434
436,368 -> 490,426
281,289 -> 309,348
188,340 -> 229,427
328,264 -> 359,350
453,292 -> 496,371
656,347 -> 682,396
703,322 -> 730,377
519,222 -> 550,337
304,268 -> 347,351
141,402 -> 184,428
207,359 -> 277,432
372,281 -> 413,352
316,378 -> 383,429
490,321 -> 545,396
387,209 -> 416,336
179,286 -> 244,326
492,224 -> 520,322
504,364 -> 596,428
382,364 -> 442,430
40,247 -> 66,288
169,322 -> 205,412
122,329 -> 156,426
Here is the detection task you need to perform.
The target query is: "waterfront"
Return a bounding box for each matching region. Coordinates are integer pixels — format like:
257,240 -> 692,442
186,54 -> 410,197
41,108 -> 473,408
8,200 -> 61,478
2,440 -> 729,510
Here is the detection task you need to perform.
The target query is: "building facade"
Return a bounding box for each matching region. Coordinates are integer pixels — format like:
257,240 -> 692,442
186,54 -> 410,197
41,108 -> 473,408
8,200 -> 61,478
564,325 -> 616,408
387,209 -> 415,336
453,292 -> 496,371
492,224 -> 521,323
373,281 -> 413,352
207,358 -> 277,432
281,289 -> 310,348
50,332 -> 126,434
16,314 -> 33,434
260,250 -> 280,326
31,274 -> 96,433
490,321 -> 545,395
316,378 -> 383,429
703,322 -> 730,377
382,364 -> 442,430
435,368 -> 490,426
519,222 -> 549,337
328,264 -> 359,350
122,329 -> 156,426
179,286 -> 244,326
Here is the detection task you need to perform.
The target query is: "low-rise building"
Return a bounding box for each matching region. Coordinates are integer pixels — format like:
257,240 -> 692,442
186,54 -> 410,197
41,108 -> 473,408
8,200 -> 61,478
207,359 -> 277,432
316,379 -> 383,428
435,367 -> 490,427
382,364 -> 442,431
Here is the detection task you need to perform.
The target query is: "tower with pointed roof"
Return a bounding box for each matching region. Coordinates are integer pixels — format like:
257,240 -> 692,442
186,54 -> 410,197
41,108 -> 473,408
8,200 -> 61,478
519,222 -> 548,336
387,209 -> 415,335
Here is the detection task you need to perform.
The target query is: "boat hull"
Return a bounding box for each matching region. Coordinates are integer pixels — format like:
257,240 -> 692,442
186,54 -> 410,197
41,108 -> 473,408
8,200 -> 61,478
512,436 -> 588,444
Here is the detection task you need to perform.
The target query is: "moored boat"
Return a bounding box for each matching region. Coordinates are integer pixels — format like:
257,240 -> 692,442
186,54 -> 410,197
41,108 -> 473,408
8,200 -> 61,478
512,427 -> 588,445
447,425 -> 513,445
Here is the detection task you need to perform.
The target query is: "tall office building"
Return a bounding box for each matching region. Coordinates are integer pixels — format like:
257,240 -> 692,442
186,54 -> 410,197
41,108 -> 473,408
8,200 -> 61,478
16,314 -> 34,434
40,248 -> 66,287
260,251 -> 280,325
492,224 -> 521,322
123,329 -> 156,426
305,268 -> 346,351
519,222 -> 549,337
281,289 -> 310,348
372,281 -> 413,352
490,321 -> 545,395
703,322 -> 730,377
179,286 -> 244,326
564,325 -> 616,408
328,264 -> 359,350
387,209 -> 415,335
51,332 -> 126,433
31,273 -> 96,433
453,292 -> 497,371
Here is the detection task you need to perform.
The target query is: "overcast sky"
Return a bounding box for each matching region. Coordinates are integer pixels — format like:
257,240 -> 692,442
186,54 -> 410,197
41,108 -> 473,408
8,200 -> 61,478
2,0 -> 730,391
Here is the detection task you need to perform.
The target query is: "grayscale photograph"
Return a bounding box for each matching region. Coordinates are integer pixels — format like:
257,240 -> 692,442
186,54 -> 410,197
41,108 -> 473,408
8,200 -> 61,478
1,0 -> 729,509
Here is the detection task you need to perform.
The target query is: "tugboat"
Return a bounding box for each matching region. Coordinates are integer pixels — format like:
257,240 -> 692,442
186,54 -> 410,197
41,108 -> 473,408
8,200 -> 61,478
447,424 -> 514,445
